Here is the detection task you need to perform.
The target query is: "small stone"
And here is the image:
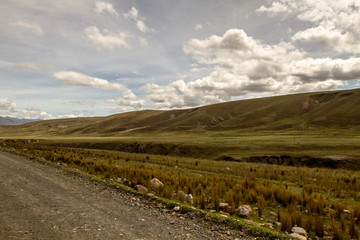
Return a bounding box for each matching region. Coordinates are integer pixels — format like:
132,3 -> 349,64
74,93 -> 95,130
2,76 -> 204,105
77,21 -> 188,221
343,209 -> 351,214
290,233 -> 306,240
135,185 -> 148,193
169,220 -> 175,224
269,211 -> 277,217
185,194 -> 193,205
291,227 -> 307,238
122,178 -> 129,186
240,205 -> 252,212
235,207 -> 249,218
150,178 -> 164,190
173,206 -> 181,212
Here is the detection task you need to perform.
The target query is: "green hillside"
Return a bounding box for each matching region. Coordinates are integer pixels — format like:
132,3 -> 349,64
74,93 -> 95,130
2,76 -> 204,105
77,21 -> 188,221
1,88 -> 360,137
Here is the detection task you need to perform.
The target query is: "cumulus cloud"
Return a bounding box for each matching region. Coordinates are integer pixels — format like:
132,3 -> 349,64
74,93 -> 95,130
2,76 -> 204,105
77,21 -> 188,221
106,90 -> 145,109
84,26 -> 130,50
94,1 -> 117,15
53,71 -> 127,92
124,7 -> 154,33
257,0 -> 360,53
0,98 -> 53,120
144,28 -> 359,108
9,20 -> 44,37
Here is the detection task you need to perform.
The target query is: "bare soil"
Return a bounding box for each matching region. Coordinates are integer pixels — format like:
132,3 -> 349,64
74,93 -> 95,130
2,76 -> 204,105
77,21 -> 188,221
0,151 -> 252,240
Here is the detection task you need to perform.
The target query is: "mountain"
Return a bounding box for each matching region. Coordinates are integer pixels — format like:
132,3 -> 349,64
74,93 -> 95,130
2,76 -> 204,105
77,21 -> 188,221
0,117 -> 39,126
1,88 -> 360,136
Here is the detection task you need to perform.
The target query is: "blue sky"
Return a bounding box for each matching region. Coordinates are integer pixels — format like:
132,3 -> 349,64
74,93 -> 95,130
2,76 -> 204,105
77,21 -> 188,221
1,0 -> 360,119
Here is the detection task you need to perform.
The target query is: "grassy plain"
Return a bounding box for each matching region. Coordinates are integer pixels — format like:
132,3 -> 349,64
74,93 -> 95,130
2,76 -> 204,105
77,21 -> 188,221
2,132 -> 360,239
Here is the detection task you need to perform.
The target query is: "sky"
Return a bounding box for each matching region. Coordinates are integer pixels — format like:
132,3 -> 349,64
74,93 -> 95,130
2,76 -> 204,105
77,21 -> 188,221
1,0 -> 360,119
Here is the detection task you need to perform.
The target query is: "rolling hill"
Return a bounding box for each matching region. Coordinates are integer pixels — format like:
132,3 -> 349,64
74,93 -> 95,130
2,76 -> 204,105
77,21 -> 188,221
0,117 -> 39,126
1,88 -> 360,136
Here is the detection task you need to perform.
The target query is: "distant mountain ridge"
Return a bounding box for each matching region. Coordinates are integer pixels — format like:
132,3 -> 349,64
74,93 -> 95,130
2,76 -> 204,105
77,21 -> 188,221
0,117 -> 39,126
1,88 -> 360,135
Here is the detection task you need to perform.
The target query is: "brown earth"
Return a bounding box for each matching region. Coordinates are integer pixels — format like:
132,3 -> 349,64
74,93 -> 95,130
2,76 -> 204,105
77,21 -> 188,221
0,151 -> 253,240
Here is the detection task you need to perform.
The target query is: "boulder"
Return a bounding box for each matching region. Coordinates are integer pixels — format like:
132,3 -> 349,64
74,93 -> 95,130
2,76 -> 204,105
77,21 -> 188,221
135,185 -> 148,193
235,207 -> 249,218
150,178 -> 164,189
291,227 -> 307,238
290,233 -> 306,240
177,191 -> 186,202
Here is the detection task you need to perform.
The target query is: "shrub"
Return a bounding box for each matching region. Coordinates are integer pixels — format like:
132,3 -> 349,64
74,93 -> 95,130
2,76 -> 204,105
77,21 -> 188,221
349,219 -> 359,239
257,195 -> 266,217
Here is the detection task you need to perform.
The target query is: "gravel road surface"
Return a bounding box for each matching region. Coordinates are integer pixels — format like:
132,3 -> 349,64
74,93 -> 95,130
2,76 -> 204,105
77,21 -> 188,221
0,151 -> 250,240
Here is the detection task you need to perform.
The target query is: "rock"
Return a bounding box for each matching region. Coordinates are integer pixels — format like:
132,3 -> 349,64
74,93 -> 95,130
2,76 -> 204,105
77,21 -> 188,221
135,185 -> 148,193
173,206 -> 181,212
177,191 -> 186,202
219,203 -> 229,208
235,207 -> 249,218
223,205 -> 232,213
150,178 -> 164,190
116,177 -> 122,183
122,178 -> 129,186
185,194 -> 193,205
219,203 -> 232,212
343,209 -> 351,214
290,233 -> 306,240
269,211 -> 277,217
225,167 -> 230,171
240,205 -> 252,212
291,227 -> 307,238
147,193 -> 155,197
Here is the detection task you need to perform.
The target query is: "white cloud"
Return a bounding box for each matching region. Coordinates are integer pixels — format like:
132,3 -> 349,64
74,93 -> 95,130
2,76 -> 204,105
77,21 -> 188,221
0,98 -> 53,120
257,0 -> 360,53
84,26 -> 130,50
143,28 -> 359,108
106,90 -> 145,109
12,62 -> 52,73
94,1 -> 117,15
124,7 -> 154,33
194,24 -> 203,30
9,20 -> 44,37
53,71 -> 127,92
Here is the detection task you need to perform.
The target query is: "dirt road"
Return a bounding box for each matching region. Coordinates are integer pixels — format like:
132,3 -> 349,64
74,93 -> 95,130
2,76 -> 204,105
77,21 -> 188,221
0,151 -> 248,240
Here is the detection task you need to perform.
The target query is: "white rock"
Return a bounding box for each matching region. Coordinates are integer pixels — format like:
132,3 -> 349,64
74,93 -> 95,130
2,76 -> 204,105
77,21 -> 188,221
290,233 -> 306,240
291,227 -> 307,237
235,207 -> 249,218
150,178 -> 164,189
185,194 -> 193,205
